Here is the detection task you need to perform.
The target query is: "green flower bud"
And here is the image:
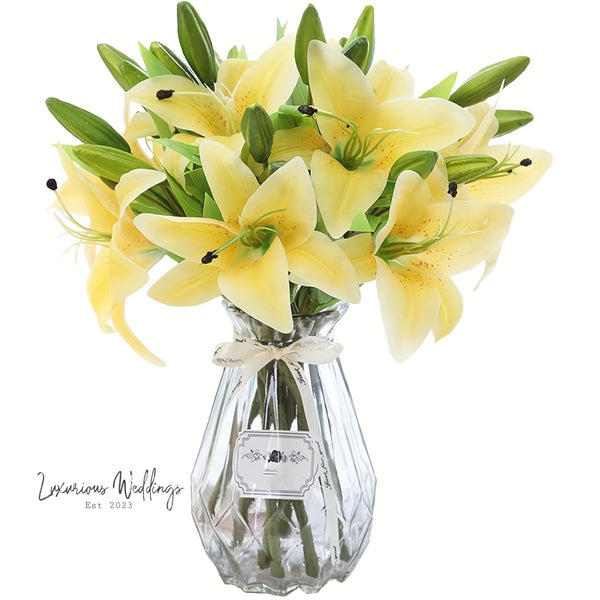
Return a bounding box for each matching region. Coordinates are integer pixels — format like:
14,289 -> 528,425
295,4 -> 326,85
389,150 -> 438,181
46,98 -> 130,152
449,56 -> 530,107
241,103 -> 275,165
67,144 -> 155,182
150,41 -> 199,82
177,1 -> 218,89
444,154 -> 498,184
494,109 -> 534,137
342,36 -> 370,73
347,5 -> 375,72
97,44 -> 148,91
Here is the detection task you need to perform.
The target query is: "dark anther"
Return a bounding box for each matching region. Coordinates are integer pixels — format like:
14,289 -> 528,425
156,89 -> 175,100
201,251 -> 219,264
520,158 -> 532,167
46,178 -> 58,191
298,104 -> 318,116
448,181 -> 458,198
507,169 -> 513,173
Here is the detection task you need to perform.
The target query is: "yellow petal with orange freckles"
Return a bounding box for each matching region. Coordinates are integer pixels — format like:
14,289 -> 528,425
398,200 -> 514,278
115,169 -> 167,217
311,149 -> 387,239
218,237 -> 293,333
375,170 -> 431,250
287,231 -> 360,303
111,301 -> 165,367
112,211 -> 164,270
374,97 -> 475,161
432,277 -> 463,341
242,156 -> 315,249
466,145 -> 552,204
148,259 -> 221,306
232,36 -> 298,117
367,60 -> 415,102
375,257 -> 441,362
217,58 -> 252,96
307,40 -> 379,149
336,233 -> 377,284
199,139 -> 259,224
134,214 -> 239,263
270,126 -> 329,167
125,75 -> 233,137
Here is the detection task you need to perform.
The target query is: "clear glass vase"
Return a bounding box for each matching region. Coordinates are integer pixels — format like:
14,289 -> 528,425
191,300 -> 376,595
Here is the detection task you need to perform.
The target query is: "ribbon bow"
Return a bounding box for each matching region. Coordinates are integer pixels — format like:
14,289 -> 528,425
213,335 -> 343,563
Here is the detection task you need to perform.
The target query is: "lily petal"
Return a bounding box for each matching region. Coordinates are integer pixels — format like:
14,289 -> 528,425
115,168 -> 167,217
148,259 -> 220,306
218,237 -> 292,333
241,156 -> 316,248
466,145 -> 552,204
270,126 -> 329,168
336,232 -> 377,284
308,40 -> 379,148
287,231 -> 361,303
311,149 -> 387,239
125,74 -> 233,137
232,36 -> 298,117
199,140 -> 259,223
432,277 -> 463,341
134,214 -> 239,263
367,60 -> 415,101
375,257 -> 441,362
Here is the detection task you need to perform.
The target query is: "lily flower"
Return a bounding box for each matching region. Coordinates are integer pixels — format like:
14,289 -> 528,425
134,140 -> 360,333
306,40 -> 475,238
53,148 -> 166,365
125,36 -> 298,140
338,169 -> 513,361
444,101 -> 552,205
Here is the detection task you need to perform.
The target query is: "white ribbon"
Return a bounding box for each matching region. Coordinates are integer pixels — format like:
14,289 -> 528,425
213,336 -> 342,563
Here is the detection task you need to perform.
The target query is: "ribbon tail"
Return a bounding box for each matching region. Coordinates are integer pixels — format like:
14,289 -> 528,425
286,359 -> 341,564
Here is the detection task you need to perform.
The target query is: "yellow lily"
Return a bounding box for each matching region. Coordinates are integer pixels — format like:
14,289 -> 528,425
445,101 -> 552,204
125,36 -> 298,140
134,140 -> 360,332
338,169 -> 513,361
306,40 -> 475,238
54,148 -> 166,365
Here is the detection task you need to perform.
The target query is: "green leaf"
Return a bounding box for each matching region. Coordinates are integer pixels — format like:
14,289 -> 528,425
347,5 -> 375,72
203,193 -> 222,220
342,36 -> 370,73
150,41 -> 199,81
154,138 -> 201,165
449,56 -> 530,107
494,109 -> 534,137
295,4 -> 326,85
389,150 -> 438,181
277,18 -> 286,41
444,154 -> 498,184
66,144 -> 155,181
420,72 -> 457,99
185,167 -> 211,199
97,43 -> 148,91
349,211 -> 373,232
177,1 -> 218,88
164,171 -> 203,217
241,103 -> 274,164
46,97 -> 130,152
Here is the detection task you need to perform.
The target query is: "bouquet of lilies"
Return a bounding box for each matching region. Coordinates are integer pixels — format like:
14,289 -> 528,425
47,2 -> 550,366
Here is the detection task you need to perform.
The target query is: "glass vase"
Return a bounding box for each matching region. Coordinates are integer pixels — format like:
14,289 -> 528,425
191,300 -> 376,595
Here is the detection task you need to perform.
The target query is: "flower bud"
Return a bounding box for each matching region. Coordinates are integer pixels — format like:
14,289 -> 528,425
149,41 -> 199,82
342,36 -> 370,73
241,104 -> 275,165
97,44 -> 148,91
444,154 -> 498,184
68,144 -> 155,182
347,5 -> 375,72
46,97 -> 130,152
494,109 -> 534,137
176,1 -> 218,89
295,4 -> 326,85
389,150 -> 438,181
449,56 -> 530,107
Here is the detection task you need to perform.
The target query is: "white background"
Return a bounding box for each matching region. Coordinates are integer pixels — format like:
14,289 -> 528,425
2,0 -> 598,598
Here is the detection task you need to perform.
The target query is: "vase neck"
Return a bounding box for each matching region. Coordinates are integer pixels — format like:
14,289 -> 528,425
223,300 -> 348,346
